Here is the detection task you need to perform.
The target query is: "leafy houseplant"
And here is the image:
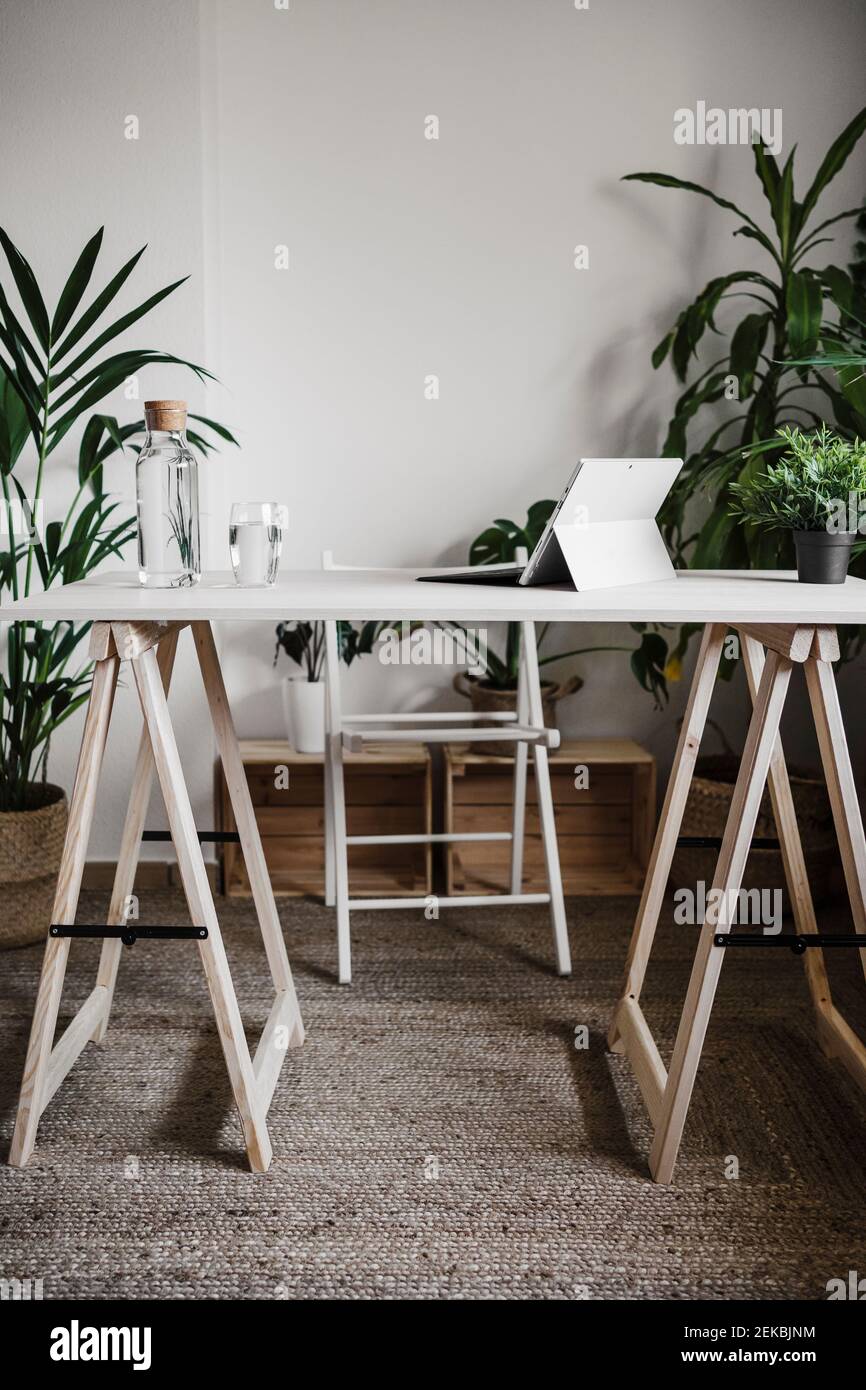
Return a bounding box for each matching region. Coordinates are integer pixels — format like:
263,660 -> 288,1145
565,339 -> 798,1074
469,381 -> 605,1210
446,504 -> 670,742
274,620 -> 378,752
787,202 -> 866,402
0,226 -> 235,946
786,203 -> 866,420
625,104 -> 866,681
730,425 -> 866,583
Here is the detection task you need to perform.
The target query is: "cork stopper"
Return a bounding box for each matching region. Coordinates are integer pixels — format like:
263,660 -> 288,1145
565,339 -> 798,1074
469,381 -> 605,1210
144,399 -> 187,431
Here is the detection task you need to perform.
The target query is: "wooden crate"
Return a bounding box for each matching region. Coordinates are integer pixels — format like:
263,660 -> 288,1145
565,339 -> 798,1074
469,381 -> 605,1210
445,738 -> 656,895
218,740 -> 432,898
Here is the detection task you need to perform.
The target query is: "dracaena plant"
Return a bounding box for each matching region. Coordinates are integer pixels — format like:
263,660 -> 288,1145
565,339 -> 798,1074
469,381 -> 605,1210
0,226 -> 236,813
788,203 -> 866,412
625,104 -> 866,688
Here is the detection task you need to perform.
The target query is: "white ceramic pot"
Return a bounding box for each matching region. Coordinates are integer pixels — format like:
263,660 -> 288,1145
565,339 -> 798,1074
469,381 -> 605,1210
282,677 -> 326,753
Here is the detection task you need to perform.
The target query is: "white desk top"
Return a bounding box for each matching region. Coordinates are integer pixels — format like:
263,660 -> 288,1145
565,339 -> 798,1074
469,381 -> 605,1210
3,568 -> 866,625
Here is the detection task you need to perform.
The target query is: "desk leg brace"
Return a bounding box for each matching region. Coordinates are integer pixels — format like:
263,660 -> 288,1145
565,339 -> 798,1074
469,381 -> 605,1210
9,620 -> 304,1174
608,621 -> 866,1184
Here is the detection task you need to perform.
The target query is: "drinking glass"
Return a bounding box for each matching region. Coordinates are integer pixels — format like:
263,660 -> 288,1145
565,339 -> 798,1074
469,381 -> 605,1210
229,502 -> 287,586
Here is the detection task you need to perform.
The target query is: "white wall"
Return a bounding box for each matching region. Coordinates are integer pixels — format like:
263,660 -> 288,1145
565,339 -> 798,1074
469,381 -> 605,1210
202,0 -> 866,782
2,0 -> 865,856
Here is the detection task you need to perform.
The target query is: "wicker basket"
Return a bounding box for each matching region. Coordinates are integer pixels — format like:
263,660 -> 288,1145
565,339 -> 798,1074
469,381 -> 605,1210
670,755 -> 837,907
453,672 -> 582,756
0,784 -> 68,949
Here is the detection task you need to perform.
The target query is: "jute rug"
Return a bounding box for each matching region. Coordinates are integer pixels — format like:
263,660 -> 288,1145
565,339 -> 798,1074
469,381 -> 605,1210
1,891 -> 865,1300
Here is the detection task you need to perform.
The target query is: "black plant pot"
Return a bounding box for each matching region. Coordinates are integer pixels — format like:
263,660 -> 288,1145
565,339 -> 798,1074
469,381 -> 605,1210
793,530 -> 855,584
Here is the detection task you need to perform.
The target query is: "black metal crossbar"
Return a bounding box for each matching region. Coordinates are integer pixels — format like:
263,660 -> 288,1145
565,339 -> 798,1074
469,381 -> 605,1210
50,925 -> 208,947
714,932 -> 865,954
142,830 -> 240,843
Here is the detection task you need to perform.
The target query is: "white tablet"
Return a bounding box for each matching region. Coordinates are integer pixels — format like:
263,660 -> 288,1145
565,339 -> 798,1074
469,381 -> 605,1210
521,457 -> 682,590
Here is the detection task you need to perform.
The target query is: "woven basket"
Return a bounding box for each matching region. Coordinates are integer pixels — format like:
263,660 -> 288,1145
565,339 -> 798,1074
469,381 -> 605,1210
670,755 -> 837,907
453,672 -> 582,757
0,784 -> 68,949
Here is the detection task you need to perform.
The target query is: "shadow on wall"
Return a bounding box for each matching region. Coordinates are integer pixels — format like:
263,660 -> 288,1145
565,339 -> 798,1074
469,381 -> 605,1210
589,148 -> 727,456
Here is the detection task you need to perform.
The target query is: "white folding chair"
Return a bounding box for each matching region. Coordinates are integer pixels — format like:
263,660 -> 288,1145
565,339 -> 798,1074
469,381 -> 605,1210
321,550 -> 571,984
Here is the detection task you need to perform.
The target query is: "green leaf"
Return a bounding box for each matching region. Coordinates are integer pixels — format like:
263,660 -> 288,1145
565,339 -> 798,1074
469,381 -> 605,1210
629,631 -> 669,706
0,327 -> 43,440
652,329 -> 675,369
186,429 -> 214,456
785,271 -> 823,357
469,522 -> 522,565
729,312 -> 771,397
800,104 -> 866,225
46,357 -> 144,448
0,279 -> 46,376
56,276 -> 190,379
0,227 -> 51,352
664,273 -> 776,383
838,364 -> 866,417
776,151 -> 797,259
51,347 -> 211,403
691,501 -> 741,568
623,169 -> 786,266
51,690 -> 72,722
188,413 -> 239,446
94,418 -> 141,465
793,206 -> 862,262
45,520 -> 62,565
731,223 -> 782,264
77,416 -> 110,495
77,414 -> 142,496
791,237 -> 834,264
52,244 -> 147,361
752,142 -> 781,230
822,378 -> 866,430
623,172 -> 762,231
0,359 -> 30,472
47,350 -> 209,452
662,373 -> 728,455
819,264 -> 865,325
524,499 -> 555,547
51,228 -> 104,340
99,414 -> 126,457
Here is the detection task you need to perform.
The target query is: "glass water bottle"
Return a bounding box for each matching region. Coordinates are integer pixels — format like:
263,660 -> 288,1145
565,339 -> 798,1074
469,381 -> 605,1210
136,400 -> 201,587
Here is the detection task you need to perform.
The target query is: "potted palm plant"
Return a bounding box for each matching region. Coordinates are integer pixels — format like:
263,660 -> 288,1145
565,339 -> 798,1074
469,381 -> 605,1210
0,226 -> 235,947
274,620 -> 378,752
730,425 -> 866,583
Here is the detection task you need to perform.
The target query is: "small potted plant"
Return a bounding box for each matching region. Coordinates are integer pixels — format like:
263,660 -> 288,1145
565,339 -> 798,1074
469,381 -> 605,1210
730,426 -> 866,584
274,621 -> 378,752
